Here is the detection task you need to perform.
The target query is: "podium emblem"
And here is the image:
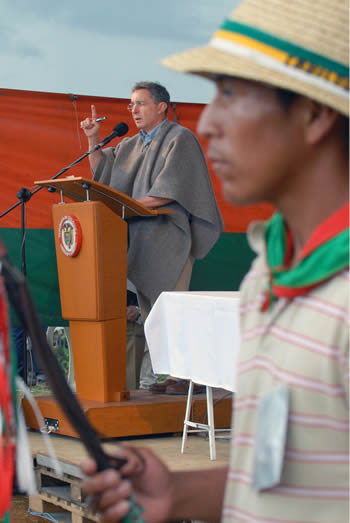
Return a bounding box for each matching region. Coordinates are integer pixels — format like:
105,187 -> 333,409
58,215 -> 82,257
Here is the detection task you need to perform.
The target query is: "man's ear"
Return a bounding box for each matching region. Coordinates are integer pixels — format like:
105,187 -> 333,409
304,100 -> 339,145
157,101 -> 168,115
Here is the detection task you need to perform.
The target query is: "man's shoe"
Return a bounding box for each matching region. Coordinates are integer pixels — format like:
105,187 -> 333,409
150,378 -> 179,394
166,380 -> 205,395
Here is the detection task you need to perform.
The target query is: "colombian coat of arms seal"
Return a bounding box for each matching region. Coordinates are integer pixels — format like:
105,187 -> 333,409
58,215 -> 82,257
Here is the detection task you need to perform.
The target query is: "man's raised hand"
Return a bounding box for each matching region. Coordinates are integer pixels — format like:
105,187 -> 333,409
80,104 -> 101,138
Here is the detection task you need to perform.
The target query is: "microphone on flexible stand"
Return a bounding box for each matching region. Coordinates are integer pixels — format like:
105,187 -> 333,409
90,122 -> 129,151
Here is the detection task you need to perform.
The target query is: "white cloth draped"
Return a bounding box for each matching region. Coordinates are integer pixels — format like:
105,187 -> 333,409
145,291 -> 240,392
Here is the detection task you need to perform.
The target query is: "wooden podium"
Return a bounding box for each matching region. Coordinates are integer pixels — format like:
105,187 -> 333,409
22,177 -> 232,438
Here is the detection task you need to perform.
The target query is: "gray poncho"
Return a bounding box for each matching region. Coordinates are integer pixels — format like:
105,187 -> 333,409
93,119 -> 224,304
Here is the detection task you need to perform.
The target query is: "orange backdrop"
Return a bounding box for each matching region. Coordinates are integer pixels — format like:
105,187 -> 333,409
0,87 -> 273,231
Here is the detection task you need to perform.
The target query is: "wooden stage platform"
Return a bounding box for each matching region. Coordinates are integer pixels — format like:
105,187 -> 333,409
22,388 -> 233,438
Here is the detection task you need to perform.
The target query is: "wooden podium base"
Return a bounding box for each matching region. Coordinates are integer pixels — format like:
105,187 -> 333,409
22,390 -> 232,439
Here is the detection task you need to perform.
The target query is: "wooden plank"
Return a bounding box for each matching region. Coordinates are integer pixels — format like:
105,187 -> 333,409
41,485 -> 72,502
37,454 -> 84,479
38,492 -> 98,522
28,495 -> 45,514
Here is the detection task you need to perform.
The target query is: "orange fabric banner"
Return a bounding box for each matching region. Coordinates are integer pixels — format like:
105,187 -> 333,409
0,88 -> 273,231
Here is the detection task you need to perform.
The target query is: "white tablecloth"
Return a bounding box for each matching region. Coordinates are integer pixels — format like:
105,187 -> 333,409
144,291 -> 240,392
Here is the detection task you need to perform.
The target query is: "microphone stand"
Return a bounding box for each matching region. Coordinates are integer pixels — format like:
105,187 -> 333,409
17,188 -> 32,385
0,135 -> 118,386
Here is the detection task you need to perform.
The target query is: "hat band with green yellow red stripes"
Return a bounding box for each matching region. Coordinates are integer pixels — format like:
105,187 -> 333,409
210,19 -> 349,95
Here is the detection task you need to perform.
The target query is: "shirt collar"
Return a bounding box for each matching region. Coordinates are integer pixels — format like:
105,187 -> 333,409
139,119 -> 167,145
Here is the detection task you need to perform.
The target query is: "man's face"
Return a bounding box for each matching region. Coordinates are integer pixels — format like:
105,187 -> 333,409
129,88 -> 165,133
197,77 -> 305,207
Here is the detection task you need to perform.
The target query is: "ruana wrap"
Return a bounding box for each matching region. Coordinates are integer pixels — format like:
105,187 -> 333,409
94,120 -> 224,304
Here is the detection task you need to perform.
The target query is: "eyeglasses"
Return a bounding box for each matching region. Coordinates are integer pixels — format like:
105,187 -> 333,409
127,101 -> 149,111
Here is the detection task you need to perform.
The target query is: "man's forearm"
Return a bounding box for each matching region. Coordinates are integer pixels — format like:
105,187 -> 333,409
169,467 -> 227,521
88,135 -> 103,173
137,195 -> 173,208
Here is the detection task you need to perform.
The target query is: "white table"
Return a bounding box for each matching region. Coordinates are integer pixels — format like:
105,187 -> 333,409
145,291 -> 240,459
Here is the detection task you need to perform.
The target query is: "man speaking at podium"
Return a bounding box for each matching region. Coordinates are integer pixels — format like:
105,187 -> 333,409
80,81 -> 223,389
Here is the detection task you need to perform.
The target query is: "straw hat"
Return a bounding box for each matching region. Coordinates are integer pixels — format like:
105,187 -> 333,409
161,0 -> 349,116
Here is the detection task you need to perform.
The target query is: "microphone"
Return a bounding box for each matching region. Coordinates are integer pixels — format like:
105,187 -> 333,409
91,122 -> 129,151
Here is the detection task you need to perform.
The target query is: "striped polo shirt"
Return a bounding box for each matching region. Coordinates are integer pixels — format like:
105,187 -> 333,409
223,221 -> 349,523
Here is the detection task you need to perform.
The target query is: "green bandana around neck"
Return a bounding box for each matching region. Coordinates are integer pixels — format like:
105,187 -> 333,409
263,202 -> 349,310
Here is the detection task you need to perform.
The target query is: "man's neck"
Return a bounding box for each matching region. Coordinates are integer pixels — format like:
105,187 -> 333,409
276,146 -> 349,264
141,118 -> 167,135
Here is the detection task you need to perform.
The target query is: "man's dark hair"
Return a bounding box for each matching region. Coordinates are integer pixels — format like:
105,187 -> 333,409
132,81 -> 170,114
275,87 -> 299,108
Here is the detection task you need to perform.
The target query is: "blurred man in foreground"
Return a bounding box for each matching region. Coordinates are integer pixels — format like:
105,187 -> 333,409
81,0 -> 349,521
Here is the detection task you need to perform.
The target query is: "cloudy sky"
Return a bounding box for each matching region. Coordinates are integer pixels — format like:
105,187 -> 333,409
1,0 -> 240,103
